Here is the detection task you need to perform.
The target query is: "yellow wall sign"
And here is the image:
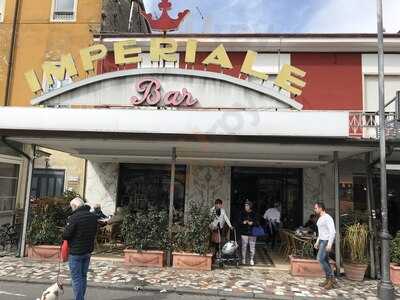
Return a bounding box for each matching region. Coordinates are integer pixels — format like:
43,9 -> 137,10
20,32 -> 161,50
25,38 -> 306,96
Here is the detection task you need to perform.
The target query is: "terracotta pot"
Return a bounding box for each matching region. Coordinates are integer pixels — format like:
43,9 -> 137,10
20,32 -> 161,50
172,252 -> 213,271
26,245 -> 60,261
289,256 -> 336,277
123,249 -> 165,267
390,264 -> 400,285
343,262 -> 368,281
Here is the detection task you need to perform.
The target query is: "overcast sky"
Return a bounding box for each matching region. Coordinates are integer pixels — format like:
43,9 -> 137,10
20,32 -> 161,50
143,0 -> 400,33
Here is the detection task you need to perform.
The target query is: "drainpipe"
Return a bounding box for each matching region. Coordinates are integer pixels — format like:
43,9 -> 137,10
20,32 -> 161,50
1,137 -> 34,258
4,0 -> 22,106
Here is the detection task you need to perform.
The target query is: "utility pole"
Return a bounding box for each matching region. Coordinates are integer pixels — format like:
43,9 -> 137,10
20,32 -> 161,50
376,0 -> 395,298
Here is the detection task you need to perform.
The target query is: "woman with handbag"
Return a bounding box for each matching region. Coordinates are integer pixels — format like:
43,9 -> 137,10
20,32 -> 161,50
210,199 -> 233,256
239,200 -> 258,266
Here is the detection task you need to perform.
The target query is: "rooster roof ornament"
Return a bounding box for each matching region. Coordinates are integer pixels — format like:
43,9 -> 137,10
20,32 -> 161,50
141,0 -> 190,34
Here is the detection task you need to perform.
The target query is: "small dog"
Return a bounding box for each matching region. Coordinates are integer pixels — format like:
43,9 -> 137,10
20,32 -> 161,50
36,282 -> 64,300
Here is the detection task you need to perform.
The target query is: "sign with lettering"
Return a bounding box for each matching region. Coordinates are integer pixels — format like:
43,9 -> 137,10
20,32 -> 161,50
25,40 -> 306,98
24,0 -> 306,99
130,78 -> 198,107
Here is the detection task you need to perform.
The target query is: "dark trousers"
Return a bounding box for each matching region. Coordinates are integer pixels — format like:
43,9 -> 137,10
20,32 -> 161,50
69,253 -> 91,300
267,221 -> 280,249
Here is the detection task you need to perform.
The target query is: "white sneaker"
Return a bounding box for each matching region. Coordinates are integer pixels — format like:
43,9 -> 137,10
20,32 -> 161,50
250,259 -> 255,266
242,259 -> 246,265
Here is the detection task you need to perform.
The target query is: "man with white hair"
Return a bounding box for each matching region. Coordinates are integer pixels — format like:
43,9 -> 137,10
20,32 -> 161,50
91,203 -> 108,220
63,197 -> 98,300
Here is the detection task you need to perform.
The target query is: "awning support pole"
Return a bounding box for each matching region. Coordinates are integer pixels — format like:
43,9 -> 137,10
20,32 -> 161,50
333,151 -> 341,276
366,152 -> 376,279
167,147 -> 176,266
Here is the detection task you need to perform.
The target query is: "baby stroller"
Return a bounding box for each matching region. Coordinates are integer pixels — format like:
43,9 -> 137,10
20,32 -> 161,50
215,227 -> 240,268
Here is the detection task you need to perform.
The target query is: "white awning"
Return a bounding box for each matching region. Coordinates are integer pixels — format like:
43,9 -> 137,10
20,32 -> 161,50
0,107 -> 349,138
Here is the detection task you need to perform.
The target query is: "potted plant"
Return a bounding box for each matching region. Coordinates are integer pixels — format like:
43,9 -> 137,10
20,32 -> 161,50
343,222 -> 369,281
26,194 -> 72,261
171,202 -> 213,271
121,208 -> 169,267
289,236 -> 336,277
390,231 -> 400,285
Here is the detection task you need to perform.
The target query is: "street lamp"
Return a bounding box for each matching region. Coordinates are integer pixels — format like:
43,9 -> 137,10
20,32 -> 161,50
376,0 -> 395,299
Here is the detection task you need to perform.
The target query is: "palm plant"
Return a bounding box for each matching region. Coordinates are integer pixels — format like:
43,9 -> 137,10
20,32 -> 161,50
343,223 -> 369,264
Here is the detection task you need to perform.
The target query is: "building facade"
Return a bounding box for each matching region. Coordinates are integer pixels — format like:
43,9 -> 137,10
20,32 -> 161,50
3,33 -> 400,222
0,1 -> 400,267
0,1 -> 149,218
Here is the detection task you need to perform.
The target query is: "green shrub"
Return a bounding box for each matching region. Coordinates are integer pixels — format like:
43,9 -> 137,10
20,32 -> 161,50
27,196 -> 70,246
121,209 -> 169,251
62,190 -> 82,202
171,202 -> 213,255
390,231 -> 400,265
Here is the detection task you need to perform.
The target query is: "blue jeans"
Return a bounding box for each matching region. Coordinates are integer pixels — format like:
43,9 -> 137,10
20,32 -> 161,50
317,240 -> 334,278
69,254 -> 91,300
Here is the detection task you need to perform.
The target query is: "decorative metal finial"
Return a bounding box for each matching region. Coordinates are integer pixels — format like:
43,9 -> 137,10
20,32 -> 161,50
141,0 -> 190,33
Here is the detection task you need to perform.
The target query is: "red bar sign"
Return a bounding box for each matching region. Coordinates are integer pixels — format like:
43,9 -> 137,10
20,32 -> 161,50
130,78 -> 198,107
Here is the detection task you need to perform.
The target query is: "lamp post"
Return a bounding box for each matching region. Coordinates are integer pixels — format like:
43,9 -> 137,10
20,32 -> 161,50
376,0 -> 395,299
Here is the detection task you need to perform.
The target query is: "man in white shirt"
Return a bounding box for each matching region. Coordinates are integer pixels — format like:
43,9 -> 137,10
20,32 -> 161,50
314,202 -> 336,290
263,203 -> 281,249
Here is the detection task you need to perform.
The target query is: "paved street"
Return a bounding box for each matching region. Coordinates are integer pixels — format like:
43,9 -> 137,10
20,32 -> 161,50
1,257 -> 400,299
0,282 -> 245,300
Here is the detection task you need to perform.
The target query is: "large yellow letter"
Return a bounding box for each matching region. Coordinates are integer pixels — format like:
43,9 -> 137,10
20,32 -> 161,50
274,64 -> 306,96
114,39 -> 142,65
42,54 -> 78,86
185,39 -> 198,64
202,44 -> 233,69
25,70 -> 42,93
150,38 -> 178,62
80,44 -> 107,72
240,50 -> 268,81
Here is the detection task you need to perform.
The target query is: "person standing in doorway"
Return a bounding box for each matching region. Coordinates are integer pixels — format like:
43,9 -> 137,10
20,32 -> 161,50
263,202 -> 281,250
63,197 -> 98,300
239,200 -> 257,266
313,202 -> 336,290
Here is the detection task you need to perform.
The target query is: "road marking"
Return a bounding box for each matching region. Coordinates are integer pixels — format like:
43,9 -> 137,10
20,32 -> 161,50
0,290 -> 26,297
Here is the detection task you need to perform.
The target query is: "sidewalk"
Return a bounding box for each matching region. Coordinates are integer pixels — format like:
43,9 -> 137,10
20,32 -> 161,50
0,256 -> 399,300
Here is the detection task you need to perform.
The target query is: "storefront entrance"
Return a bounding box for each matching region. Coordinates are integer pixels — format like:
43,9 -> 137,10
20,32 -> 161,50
230,167 -> 303,230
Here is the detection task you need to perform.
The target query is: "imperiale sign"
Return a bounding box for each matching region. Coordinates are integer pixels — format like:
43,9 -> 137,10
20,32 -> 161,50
25,38 -> 306,97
